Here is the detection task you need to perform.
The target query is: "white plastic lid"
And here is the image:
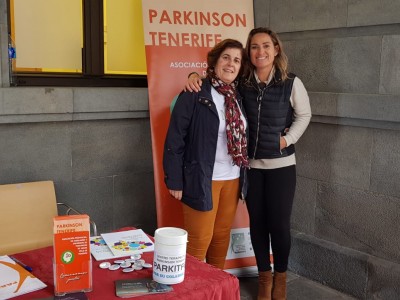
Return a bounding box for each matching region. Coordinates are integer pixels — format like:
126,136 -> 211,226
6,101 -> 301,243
154,227 -> 188,245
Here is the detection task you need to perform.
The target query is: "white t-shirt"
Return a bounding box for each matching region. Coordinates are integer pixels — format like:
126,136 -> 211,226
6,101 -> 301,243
211,87 -> 247,180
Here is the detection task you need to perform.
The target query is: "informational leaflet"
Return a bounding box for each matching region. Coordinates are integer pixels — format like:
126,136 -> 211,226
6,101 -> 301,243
0,255 -> 46,300
101,229 -> 154,257
89,236 -> 140,261
53,215 -> 92,296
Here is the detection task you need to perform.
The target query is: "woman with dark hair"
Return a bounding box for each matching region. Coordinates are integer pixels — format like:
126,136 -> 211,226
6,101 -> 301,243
185,28 -> 311,300
163,39 -> 248,270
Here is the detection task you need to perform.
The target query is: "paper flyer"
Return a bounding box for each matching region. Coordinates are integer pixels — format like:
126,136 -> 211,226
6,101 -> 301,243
101,229 -> 154,257
0,255 -> 46,300
90,236 -> 139,261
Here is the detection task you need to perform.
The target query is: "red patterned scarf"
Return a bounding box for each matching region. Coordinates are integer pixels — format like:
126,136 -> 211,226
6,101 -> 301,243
210,73 -> 249,168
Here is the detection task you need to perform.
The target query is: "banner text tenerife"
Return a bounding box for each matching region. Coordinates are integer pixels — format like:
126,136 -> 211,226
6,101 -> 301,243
146,9 -> 247,47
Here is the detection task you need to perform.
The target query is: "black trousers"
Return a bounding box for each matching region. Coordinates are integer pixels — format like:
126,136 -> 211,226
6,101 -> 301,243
246,165 -> 296,272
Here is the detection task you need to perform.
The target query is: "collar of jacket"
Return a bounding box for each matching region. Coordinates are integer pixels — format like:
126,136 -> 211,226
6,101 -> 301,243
199,77 -> 213,99
194,78 -> 218,117
249,68 -> 283,90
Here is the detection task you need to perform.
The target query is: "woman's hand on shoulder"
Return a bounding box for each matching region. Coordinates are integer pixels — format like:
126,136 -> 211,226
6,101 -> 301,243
184,73 -> 202,93
169,189 -> 183,200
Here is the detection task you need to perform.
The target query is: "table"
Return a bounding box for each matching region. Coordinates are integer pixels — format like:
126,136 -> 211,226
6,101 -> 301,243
12,246 -> 240,299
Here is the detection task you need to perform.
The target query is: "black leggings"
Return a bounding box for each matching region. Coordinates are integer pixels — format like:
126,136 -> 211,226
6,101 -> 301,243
246,165 -> 296,272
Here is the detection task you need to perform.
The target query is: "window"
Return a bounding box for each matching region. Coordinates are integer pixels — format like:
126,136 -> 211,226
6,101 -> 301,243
7,0 -> 147,87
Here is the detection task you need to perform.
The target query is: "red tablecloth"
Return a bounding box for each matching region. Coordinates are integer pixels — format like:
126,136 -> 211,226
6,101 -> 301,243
12,246 -> 240,300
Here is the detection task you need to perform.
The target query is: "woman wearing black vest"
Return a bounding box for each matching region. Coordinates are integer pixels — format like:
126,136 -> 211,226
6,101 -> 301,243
185,28 -> 311,300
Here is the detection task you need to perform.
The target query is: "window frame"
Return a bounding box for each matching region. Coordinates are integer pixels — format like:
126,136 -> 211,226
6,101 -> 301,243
7,0 -> 147,87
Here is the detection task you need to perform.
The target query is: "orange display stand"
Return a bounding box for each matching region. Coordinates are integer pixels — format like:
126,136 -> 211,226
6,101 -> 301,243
53,215 -> 92,296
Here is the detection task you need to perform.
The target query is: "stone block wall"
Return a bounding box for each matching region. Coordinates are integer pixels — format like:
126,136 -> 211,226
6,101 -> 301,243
0,87 -> 157,235
254,0 -> 400,298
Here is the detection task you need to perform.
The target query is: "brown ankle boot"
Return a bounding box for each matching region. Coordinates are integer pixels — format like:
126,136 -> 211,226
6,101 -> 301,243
258,270 -> 273,300
272,271 -> 287,300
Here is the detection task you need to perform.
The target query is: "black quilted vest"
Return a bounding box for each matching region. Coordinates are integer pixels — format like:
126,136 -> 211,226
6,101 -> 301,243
239,72 -> 295,159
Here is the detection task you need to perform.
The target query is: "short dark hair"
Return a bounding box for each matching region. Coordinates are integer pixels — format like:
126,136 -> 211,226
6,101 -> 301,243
206,39 -> 247,79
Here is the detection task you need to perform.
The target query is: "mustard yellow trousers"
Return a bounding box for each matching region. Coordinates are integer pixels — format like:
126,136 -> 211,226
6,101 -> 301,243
182,178 -> 239,269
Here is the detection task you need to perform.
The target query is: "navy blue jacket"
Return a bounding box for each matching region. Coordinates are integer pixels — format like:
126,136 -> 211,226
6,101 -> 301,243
163,78 -> 247,211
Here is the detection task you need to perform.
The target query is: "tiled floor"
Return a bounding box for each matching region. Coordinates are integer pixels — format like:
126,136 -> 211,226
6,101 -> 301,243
239,272 -> 357,300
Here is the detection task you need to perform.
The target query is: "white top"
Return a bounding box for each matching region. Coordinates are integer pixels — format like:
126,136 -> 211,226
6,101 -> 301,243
211,87 -> 247,180
250,69 -> 312,170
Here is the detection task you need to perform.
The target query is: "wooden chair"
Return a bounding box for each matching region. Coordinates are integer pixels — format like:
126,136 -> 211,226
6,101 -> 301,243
0,181 -> 97,255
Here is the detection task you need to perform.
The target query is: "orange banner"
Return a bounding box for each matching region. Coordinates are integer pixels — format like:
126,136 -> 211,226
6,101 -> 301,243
142,0 -> 256,275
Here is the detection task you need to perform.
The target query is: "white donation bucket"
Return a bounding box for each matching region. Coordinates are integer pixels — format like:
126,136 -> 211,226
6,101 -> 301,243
153,227 -> 188,284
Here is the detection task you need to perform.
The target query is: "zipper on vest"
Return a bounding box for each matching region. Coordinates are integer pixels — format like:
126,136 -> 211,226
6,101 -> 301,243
253,87 -> 265,159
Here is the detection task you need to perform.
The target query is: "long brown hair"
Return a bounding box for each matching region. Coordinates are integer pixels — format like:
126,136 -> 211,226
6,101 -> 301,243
244,27 -> 289,82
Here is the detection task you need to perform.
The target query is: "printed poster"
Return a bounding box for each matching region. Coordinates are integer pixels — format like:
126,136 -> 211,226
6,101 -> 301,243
142,0 -> 257,275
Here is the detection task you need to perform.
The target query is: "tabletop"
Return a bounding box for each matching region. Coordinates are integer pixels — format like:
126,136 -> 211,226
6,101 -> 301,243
11,246 -> 240,300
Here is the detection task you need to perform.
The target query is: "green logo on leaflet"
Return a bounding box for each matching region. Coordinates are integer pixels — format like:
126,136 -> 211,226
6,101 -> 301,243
61,250 -> 74,264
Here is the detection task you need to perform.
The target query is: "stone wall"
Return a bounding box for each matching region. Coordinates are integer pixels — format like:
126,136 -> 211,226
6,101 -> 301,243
253,0 -> 400,298
0,86 -> 157,235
